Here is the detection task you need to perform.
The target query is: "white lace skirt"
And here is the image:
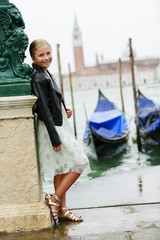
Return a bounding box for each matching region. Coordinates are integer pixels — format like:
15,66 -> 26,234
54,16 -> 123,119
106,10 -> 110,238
37,107 -> 91,188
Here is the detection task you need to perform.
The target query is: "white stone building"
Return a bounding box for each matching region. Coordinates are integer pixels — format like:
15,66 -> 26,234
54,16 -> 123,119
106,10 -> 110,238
62,16 -> 160,91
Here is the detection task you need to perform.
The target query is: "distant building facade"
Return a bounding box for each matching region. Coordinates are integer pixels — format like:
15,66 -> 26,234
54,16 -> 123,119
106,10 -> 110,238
63,16 -> 160,91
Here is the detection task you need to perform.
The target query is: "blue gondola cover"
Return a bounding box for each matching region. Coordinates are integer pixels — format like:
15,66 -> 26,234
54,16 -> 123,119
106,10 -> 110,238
84,95 -> 128,141
138,94 -> 160,134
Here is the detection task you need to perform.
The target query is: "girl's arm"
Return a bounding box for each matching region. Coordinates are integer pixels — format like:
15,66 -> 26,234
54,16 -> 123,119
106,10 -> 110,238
66,108 -> 72,118
53,145 -> 61,152
33,76 -> 61,147
61,95 -> 72,119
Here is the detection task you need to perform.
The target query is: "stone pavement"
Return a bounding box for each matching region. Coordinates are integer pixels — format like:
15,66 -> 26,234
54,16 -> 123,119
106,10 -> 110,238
57,202 -> 160,240
0,202 -> 160,240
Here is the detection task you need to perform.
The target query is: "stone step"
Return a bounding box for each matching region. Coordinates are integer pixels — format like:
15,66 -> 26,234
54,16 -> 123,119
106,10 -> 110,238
0,202 -> 51,232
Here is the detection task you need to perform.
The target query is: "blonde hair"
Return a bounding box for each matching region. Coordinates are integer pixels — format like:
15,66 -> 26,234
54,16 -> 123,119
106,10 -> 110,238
29,39 -> 51,69
29,39 -> 51,58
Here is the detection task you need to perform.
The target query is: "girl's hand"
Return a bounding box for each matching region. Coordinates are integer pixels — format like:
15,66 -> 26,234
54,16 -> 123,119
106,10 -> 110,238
53,145 -> 61,152
66,108 -> 72,119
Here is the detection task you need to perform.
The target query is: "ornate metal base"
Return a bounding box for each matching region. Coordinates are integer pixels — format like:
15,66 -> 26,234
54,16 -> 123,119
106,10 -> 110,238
0,0 -> 32,97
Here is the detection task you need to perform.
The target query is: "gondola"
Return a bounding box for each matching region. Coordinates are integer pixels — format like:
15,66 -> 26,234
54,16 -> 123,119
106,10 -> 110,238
84,90 -> 129,161
138,89 -> 160,144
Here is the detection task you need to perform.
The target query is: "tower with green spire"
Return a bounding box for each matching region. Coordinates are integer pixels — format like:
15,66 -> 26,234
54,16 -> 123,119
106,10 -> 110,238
72,14 -> 85,73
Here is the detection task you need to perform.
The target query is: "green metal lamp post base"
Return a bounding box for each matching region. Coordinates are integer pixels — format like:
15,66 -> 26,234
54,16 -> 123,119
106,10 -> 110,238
0,78 -> 31,97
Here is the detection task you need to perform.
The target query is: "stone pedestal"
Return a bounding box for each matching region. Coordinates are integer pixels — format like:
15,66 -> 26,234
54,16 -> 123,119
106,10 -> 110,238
0,96 -> 51,232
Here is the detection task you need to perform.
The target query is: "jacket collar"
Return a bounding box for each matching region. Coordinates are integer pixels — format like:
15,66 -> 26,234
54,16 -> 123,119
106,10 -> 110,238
34,64 -> 54,79
34,64 -> 62,95
34,64 -> 45,72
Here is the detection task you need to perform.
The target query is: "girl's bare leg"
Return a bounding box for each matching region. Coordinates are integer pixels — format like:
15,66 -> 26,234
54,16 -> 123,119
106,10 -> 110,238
52,172 -> 82,221
52,172 -> 80,203
54,174 -> 66,208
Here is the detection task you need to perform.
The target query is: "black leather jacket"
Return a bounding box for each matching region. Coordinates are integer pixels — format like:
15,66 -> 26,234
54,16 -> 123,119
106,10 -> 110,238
31,65 -> 66,147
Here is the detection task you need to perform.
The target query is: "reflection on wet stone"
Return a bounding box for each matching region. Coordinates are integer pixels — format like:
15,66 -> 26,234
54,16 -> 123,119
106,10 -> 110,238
138,177 -> 143,193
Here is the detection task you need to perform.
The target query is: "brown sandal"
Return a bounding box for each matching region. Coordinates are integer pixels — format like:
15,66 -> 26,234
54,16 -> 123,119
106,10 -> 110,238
59,207 -> 83,222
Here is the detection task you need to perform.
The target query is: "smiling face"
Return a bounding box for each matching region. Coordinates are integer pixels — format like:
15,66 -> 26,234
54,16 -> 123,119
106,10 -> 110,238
32,44 -> 52,72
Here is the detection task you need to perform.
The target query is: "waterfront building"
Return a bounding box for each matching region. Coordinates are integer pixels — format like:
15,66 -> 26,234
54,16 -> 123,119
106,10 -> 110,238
62,16 -> 160,91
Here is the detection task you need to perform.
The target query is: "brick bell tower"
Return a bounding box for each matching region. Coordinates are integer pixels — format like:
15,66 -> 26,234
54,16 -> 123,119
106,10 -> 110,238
73,15 -> 85,73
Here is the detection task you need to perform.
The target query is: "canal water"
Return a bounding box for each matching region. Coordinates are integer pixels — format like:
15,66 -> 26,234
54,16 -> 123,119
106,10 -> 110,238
43,83 -> 160,201
61,83 -> 160,210
64,84 -> 160,180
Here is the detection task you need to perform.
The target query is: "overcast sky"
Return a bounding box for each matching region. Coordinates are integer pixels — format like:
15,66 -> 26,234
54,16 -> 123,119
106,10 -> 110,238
13,0 -> 160,74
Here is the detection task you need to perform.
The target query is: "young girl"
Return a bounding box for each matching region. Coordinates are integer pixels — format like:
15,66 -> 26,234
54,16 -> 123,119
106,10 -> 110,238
29,39 -> 90,227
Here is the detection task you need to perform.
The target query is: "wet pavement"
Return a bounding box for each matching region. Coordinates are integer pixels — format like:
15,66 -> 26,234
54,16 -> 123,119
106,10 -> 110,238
0,203 -> 160,239
67,165 -> 160,209
62,203 -> 160,239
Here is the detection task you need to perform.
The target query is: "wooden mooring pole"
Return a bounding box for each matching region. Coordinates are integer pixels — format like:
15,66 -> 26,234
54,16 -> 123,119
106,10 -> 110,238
129,38 -> 142,152
118,58 -> 125,113
68,63 -> 77,139
57,44 -> 64,96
